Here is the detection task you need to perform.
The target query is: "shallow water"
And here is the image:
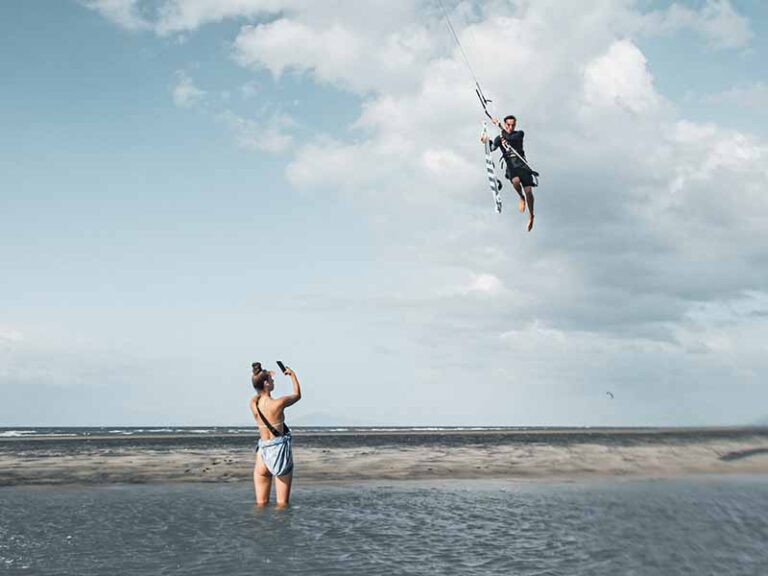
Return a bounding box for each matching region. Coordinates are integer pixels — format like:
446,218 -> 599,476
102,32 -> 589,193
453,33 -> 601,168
1,476 -> 767,575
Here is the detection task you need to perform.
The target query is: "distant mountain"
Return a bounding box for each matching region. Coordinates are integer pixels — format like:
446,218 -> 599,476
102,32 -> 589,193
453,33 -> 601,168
751,416 -> 768,426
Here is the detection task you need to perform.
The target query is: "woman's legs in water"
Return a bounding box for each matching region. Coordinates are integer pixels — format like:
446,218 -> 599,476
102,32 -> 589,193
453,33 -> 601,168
274,472 -> 293,507
254,453 -> 272,505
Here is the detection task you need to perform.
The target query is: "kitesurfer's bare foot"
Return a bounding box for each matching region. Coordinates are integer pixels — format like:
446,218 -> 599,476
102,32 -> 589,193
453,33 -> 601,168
518,198 -> 526,212
527,214 -> 534,232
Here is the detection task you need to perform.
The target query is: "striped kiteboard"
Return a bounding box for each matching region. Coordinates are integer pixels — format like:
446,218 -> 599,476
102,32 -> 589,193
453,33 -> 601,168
482,123 -> 502,214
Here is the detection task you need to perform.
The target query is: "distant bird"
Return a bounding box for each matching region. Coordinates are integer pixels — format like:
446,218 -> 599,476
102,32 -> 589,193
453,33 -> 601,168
605,391 -> 614,400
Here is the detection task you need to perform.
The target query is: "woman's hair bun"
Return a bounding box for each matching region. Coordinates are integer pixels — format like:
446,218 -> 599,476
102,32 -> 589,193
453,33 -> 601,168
251,361 -> 271,391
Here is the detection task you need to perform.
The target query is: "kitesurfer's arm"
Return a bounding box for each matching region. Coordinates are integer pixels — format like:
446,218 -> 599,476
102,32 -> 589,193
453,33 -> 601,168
488,134 -> 502,152
481,117 -> 502,144
278,367 -> 302,408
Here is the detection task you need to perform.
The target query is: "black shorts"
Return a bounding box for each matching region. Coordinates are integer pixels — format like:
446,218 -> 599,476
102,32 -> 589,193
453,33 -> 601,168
505,160 -> 537,188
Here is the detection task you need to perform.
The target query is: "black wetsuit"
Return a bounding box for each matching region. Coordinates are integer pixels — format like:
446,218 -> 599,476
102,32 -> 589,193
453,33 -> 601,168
490,130 -> 537,187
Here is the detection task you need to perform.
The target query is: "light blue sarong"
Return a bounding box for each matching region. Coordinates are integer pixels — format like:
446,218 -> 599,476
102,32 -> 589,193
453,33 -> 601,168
257,433 -> 294,477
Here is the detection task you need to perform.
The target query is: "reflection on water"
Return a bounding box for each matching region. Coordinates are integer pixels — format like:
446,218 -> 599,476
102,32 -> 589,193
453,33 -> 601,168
1,476 -> 767,575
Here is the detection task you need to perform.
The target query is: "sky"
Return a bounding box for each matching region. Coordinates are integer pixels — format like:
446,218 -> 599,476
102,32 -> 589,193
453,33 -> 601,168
1,0 -> 766,427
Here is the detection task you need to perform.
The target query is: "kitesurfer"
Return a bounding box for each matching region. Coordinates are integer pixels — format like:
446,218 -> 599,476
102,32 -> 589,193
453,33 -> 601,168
481,115 -> 536,231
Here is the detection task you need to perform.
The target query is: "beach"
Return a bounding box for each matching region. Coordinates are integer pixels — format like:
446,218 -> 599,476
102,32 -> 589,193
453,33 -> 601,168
2,427 -> 767,486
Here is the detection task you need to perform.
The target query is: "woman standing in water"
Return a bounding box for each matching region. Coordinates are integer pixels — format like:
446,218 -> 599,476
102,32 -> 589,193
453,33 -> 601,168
250,362 -> 302,506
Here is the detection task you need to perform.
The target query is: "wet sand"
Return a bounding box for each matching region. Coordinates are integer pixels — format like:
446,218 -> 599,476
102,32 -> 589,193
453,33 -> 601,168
2,428 -> 767,486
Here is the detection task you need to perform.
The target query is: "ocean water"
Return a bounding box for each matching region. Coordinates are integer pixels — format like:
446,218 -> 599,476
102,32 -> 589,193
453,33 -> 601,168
2,476 -> 767,576
3,425 -> 765,452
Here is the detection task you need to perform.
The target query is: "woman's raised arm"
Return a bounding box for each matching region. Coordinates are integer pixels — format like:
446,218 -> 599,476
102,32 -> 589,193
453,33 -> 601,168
279,367 -> 302,408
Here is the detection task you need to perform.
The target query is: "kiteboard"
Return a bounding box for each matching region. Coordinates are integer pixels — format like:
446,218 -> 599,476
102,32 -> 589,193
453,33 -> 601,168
482,123 -> 503,214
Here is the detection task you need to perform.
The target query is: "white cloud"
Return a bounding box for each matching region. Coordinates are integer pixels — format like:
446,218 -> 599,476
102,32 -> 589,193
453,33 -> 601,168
81,0 -> 150,31
669,120 -> 764,186
82,0 -> 293,34
641,0 -> 753,50
233,15 -> 437,95
154,0 -> 292,34
693,0 -> 752,49
84,0 -> 754,56
675,291 -> 768,355
216,109 -> 295,153
437,271 -> 507,297
463,273 -> 505,295
707,82 -> 768,111
234,19 -> 362,84
582,40 -> 660,114
172,71 -> 207,108
170,72 -> 294,153
0,327 -> 23,345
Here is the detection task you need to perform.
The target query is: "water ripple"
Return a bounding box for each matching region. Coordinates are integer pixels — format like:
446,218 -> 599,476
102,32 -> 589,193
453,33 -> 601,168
1,477 -> 767,575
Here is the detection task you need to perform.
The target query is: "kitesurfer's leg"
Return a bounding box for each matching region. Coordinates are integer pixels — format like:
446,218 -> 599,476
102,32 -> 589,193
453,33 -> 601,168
524,186 -> 535,232
511,176 -> 526,212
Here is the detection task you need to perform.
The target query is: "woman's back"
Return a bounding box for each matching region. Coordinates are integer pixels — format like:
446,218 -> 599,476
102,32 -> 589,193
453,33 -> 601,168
251,395 -> 287,440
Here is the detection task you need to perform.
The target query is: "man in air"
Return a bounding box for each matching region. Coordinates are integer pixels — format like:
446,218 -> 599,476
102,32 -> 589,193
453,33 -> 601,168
481,115 -> 537,231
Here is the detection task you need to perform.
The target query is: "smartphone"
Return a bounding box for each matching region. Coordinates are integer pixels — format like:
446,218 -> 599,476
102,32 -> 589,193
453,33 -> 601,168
276,361 -> 287,374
